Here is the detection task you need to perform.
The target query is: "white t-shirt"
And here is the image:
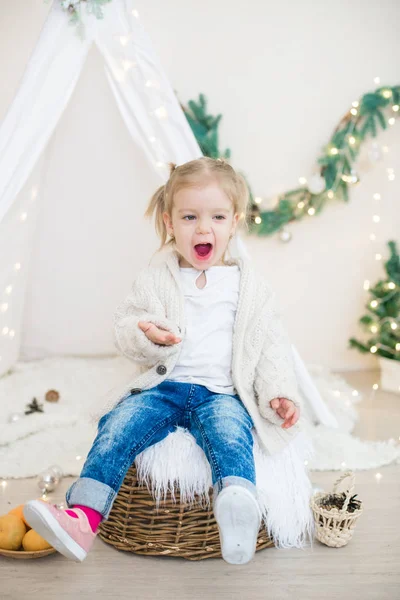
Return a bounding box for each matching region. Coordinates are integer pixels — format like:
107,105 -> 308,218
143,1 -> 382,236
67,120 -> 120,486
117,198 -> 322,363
166,264 -> 241,395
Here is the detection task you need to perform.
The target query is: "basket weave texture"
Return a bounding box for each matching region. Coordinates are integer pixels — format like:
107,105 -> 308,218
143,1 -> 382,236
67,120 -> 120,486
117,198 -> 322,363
310,470 -> 364,548
98,463 -> 274,560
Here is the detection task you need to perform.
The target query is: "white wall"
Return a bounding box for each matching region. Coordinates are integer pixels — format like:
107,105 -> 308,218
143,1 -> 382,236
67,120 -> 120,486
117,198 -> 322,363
0,0 -> 399,370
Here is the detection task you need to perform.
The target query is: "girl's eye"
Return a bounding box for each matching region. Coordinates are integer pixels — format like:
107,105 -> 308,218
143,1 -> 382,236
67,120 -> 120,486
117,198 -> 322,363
182,215 -> 226,221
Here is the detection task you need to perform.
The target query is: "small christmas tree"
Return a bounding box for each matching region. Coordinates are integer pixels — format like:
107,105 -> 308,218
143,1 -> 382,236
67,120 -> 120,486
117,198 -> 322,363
349,240 -> 400,361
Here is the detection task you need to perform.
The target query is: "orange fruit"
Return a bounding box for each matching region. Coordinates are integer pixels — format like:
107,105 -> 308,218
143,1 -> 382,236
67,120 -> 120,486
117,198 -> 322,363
0,514 -> 27,550
22,529 -> 53,551
8,504 -> 31,529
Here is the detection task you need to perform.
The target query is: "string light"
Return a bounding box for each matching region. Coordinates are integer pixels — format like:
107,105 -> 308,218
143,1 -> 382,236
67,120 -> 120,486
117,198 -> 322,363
298,177 -> 307,184
254,197 -> 263,204
308,207 -> 315,216
153,106 -> 168,119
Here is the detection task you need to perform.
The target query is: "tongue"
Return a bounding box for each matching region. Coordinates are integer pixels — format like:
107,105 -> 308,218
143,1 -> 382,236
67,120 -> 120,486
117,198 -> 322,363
195,244 -> 212,257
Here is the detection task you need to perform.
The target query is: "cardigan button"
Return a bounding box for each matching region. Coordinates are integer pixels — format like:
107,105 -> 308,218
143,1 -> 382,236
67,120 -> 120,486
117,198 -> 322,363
156,365 -> 167,375
130,388 -> 142,395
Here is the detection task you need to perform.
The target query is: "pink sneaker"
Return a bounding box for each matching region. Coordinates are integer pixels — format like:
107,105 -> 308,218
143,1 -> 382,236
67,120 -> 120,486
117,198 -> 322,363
23,499 -> 98,562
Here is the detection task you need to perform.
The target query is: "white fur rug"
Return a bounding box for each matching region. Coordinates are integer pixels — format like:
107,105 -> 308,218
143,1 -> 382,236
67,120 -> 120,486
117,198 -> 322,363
0,356 -> 399,480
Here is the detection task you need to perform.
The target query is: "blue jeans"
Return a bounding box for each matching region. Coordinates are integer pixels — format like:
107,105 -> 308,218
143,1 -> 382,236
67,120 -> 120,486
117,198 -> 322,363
66,379 -> 257,520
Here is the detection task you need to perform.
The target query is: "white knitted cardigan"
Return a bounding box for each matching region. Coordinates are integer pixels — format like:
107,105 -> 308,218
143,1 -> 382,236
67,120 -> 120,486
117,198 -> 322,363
94,248 -> 310,458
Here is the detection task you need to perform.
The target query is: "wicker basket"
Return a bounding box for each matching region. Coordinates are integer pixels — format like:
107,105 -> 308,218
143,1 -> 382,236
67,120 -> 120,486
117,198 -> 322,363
310,470 -> 364,548
97,463 -> 274,560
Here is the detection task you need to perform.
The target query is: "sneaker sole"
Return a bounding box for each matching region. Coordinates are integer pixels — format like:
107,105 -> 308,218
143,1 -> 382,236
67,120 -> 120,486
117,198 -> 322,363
23,500 -> 87,562
214,486 -> 261,565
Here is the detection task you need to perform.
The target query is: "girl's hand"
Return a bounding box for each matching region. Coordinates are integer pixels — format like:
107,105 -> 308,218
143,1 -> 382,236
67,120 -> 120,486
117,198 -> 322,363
270,397 -> 299,429
138,321 -> 182,346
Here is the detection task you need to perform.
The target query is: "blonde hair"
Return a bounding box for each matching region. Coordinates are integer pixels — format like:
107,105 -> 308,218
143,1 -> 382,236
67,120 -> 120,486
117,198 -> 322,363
144,157 -> 250,259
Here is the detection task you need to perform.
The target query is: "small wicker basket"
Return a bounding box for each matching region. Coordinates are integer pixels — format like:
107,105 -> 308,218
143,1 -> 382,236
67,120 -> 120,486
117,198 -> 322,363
310,470 -> 363,548
97,463 -> 274,560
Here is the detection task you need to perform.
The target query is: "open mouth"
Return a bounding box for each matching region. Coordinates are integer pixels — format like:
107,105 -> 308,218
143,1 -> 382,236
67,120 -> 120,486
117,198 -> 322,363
194,243 -> 213,259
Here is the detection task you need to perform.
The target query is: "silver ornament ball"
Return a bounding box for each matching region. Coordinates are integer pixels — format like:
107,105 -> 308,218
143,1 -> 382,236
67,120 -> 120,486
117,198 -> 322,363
307,173 -> 326,195
37,470 -> 58,493
279,229 -> 292,243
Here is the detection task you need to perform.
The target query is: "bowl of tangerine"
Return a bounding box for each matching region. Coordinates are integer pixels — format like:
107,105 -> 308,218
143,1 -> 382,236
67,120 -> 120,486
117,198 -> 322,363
0,502 -> 57,559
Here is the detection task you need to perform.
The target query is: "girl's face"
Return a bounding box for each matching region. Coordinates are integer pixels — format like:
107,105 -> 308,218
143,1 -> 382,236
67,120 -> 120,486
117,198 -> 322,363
163,181 -> 239,269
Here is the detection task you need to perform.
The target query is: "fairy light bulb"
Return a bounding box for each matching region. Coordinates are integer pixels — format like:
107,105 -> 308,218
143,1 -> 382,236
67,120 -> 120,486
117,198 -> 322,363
327,191 -> 334,199
255,216 -> 262,225
350,108 -> 358,116
20,212 -> 27,221
370,346 -> 378,353
396,343 -> 400,351
330,148 -> 339,155
308,207 -> 315,216
374,77 -> 380,84
352,390 -> 359,397
2,327 -> 9,335
370,300 -> 378,308
382,89 -> 392,99
254,197 -> 263,204
373,215 -> 380,223
388,282 -> 396,290
349,136 -> 356,145
298,177 -> 307,184
373,193 -> 381,200
131,9 -> 139,18
370,325 -> 378,333
364,280 -> 370,290
0,303 -> 8,313
14,263 -> 21,271
5,285 -> 12,295
154,106 -> 168,119
391,322 -> 398,330
375,254 -> 382,261
372,383 -> 379,390
352,100 -> 359,108
297,201 -> 305,209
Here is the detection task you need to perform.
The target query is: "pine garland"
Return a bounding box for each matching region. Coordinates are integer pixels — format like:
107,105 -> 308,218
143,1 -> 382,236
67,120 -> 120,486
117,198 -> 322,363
349,241 -> 400,361
182,88 -> 399,237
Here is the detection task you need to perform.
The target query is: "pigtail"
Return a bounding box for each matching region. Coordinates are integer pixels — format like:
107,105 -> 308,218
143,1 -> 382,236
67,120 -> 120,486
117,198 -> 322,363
144,184 -> 168,252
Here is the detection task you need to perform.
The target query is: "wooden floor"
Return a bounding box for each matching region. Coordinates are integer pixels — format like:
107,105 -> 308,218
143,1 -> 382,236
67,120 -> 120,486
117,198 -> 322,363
1,369 -> 399,600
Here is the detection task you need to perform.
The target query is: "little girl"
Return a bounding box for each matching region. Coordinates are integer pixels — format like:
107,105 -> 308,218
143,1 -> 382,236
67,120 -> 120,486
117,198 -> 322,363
24,157 -> 306,565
